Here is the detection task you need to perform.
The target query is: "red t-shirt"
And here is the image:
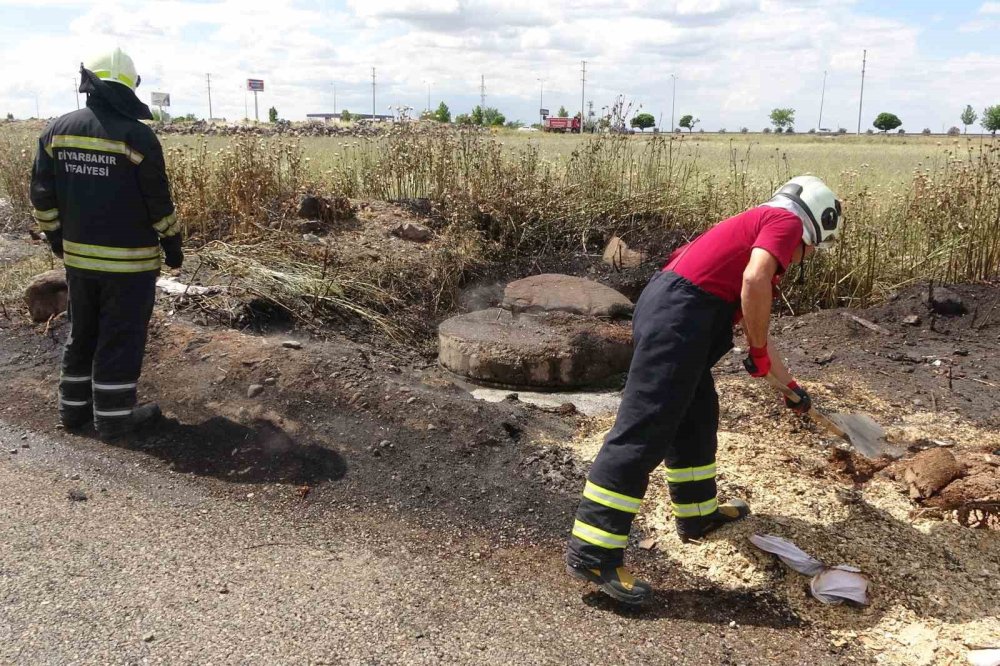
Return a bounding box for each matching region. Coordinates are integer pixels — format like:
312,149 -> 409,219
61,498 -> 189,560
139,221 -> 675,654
664,206 -> 803,303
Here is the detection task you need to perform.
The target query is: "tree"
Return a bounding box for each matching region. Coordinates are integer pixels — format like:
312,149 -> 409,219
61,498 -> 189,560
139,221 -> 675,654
983,105 -> 1000,135
947,126 -> 961,136
505,120 -> 524,129
630,112 -> 655,132
455,113 -> 473,125
470,106 -> 484,125
340,109 -> 352,122
268,106 -> 279,123
873,112 -> 902,133
557,106 -> 568,118
678,114 -> 698,132
769,108 -> 795,131
482,107 -> 505,126
960,105 -> 977,134
5,112 -> 13,121
433,101 -> 451,123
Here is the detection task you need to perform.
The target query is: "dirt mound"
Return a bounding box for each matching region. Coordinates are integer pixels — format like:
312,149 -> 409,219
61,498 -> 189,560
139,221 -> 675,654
773,281 -> 1000,429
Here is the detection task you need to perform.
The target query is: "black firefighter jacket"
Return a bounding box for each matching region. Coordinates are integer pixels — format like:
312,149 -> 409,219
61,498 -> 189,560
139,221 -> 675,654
30,78 -> 179,275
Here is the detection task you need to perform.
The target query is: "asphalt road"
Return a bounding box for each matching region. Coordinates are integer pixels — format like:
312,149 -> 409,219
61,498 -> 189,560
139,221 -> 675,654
0,419 -> 865,665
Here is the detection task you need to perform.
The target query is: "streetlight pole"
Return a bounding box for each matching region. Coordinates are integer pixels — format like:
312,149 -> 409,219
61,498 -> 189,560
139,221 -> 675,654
818,70 -> 827,130
670,74 -> 677,133
537,77 -> 544,126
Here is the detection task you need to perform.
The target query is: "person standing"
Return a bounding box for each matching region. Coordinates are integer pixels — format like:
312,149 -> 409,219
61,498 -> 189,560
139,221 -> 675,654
566,176 -> 842,604
30,48 -> 182,441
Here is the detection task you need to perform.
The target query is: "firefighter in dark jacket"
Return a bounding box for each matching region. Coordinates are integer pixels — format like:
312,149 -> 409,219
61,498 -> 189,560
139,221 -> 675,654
29,48 -> 182,441
565,176 -> 843,604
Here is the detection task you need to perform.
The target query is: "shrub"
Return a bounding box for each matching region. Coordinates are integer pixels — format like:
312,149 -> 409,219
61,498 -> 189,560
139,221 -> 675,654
808,128 -> 816,134
837,127 -> 848,134
947,126 -> 961,136
775,127 -> 784,134
718,128 -> 726,134
922,128 -> 932,135
740,127 -> 749,133
762,127 -> 772,134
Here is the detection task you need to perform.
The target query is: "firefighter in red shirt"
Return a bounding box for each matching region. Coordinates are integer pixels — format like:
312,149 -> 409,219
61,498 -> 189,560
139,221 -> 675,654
566,176 -> 842,604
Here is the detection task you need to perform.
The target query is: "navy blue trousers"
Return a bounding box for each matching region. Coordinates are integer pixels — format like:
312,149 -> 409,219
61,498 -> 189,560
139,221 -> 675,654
568,271 -> 737,568
59,270 -> 156,435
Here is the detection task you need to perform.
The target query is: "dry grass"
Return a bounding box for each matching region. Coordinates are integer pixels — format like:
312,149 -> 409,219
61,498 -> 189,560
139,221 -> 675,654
0,129 -> 34,232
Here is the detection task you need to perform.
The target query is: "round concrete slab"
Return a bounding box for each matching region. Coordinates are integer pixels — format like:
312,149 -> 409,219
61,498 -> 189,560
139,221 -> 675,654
439,308 -> 632,389
501,274 -> 633,319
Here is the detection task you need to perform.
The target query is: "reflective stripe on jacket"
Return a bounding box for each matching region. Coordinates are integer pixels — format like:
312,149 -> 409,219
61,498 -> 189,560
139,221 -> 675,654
29,96 -> 178,274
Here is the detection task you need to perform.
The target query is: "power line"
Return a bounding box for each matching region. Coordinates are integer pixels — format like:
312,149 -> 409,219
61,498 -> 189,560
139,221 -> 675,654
856,50 -> 866,135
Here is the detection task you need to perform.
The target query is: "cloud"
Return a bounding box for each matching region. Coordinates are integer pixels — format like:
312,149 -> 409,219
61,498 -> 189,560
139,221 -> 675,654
0,0 -> 994,133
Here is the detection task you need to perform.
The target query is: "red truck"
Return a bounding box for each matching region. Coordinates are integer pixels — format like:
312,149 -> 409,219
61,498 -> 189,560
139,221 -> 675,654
542,116 -> 581,133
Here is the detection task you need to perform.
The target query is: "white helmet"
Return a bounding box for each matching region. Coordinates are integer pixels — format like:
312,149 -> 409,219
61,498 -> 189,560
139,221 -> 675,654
85,48 -> 140,91
768,175 -> 842,247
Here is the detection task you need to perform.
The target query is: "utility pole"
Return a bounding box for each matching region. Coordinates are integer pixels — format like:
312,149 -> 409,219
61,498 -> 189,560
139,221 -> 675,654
424,80 -> 431,113
480,74 -> 486,109
206,73 -> 213,121
857,50 -> 866,135
670,74 -> 677,133
580,60 -> 587,133
332,83 -> 337,115
537,78 -> 544,126
818,70 -> 827,130
73,78 -> 80,109
244,85 -> 248,121
371,67 -> 376,120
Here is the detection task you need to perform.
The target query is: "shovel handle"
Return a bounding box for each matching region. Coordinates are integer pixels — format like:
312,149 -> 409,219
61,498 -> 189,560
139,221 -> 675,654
762,373 -> 848,439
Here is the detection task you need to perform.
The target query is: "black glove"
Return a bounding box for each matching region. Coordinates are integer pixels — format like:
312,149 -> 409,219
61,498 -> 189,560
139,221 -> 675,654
784,381 -> 812,414
46,230 -> 64,258
160,235 -> 184,269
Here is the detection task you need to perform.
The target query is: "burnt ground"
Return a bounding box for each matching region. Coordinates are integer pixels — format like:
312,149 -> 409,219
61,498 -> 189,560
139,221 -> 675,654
1,219 -> 997,663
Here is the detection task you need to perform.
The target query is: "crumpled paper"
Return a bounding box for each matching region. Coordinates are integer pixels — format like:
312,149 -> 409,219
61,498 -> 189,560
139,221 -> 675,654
750,533 -> 869,605
156,277 -> 223,296
968,649 -> 1000,666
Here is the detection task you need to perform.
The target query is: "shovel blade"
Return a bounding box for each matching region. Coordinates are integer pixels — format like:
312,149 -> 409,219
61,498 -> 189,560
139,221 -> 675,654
827,413 -> 901,459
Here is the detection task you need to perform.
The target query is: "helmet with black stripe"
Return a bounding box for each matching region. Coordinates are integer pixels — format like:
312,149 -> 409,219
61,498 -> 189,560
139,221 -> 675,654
769,176 -> 842,248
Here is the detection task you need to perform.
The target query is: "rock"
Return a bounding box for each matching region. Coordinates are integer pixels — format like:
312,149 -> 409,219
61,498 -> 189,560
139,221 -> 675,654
502,274 -> 633,319
902,314 -> 921,326
297,194 -> 354,222
142,633 -> 155,643
903,448 -> 963,500
67,489 -> 88,501
247,384 -> 264,398
281,340 -> 302,349
263,377 -> 277,386
23,269 -> 68,322
438,308 -> 633,389
302,233 -> 322,244
391,222 -> 433,243
926,286 -> 966,315
602,236 -> 645,269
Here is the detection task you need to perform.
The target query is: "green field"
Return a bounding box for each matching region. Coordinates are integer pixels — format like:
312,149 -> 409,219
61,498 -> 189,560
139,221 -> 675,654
153,129 -> 989,194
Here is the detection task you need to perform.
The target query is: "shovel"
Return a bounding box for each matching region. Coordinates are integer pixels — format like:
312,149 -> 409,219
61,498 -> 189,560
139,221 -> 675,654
763,373 -> 899,459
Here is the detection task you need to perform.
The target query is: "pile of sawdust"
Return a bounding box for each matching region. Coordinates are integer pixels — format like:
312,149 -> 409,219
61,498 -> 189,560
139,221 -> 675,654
561,374 -> 999,666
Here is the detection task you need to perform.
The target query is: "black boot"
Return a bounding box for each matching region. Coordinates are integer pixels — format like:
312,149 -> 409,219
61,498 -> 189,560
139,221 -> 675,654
676,498 -> 751,543
566,562 -> 652,605
98,403 -> 162,442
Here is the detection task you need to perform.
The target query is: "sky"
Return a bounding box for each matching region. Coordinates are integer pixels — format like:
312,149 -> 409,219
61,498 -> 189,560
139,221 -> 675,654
1,0 -> 998,132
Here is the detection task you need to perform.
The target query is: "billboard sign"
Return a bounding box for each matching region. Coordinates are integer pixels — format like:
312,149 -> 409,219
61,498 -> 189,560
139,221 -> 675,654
151,92 -> 170,107
539,108 -> 549,116
247,79 -> 265,92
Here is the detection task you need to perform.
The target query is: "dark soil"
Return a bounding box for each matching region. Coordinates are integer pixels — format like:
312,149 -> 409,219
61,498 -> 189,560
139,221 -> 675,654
772,281 -> 1000,429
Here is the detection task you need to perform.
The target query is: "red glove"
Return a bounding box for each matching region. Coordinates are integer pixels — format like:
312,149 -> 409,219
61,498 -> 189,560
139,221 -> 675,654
743,345 -> 771,377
